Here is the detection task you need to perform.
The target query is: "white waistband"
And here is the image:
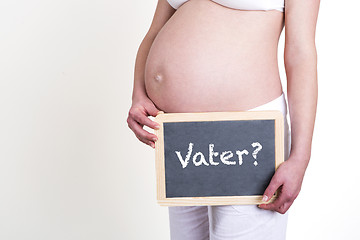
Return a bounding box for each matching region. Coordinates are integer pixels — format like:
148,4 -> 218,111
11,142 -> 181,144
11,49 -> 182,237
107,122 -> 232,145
247,92 -> 288,117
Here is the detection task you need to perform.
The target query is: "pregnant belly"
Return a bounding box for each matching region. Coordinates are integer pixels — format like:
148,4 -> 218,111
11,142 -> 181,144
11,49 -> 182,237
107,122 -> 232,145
144,0 -> 285,113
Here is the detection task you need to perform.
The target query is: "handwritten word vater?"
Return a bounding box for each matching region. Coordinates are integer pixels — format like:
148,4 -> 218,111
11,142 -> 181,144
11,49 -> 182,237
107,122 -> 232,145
175,142 -> 263,168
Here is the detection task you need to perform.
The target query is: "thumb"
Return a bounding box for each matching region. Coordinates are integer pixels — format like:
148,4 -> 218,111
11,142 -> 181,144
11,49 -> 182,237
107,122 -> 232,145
262,176 -> 282,203
145,101 -> 162,117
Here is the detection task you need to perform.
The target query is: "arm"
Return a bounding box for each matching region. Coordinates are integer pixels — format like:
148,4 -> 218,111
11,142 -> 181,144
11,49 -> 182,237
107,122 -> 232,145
259,0 -> 320,214
127,0 -> 175,148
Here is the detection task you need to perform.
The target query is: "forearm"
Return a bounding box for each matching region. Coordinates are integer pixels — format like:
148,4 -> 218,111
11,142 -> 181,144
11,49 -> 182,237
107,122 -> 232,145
132,34 -> 156,102
285,45 -> 318,169
128,34 -> 162,148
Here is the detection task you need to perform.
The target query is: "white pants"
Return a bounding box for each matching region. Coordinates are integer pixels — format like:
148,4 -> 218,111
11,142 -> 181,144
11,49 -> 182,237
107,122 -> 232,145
168,92 -> 292,240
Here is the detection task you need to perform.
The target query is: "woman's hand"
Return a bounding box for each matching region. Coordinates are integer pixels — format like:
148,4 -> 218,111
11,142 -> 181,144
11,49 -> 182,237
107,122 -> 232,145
127,96 -> 162,148
258,156 -> 308,214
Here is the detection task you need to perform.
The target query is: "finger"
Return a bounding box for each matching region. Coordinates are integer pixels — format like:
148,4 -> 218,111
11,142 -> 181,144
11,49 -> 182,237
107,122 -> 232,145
277,201 -> 292,214
259,186 -> 289,212
145,102 -> 162,117
131,108 -> 161,130
261,175 -> 283,203
273,188 -> 295,214
261,199 -> 291,214
138,135 -> 156,149
128,122 -> 155,148
258,201 -> 276,211
127,117 -> 158,143
259,193 -> 285,211
129,117 -> 158,141
137,114 -> 160,130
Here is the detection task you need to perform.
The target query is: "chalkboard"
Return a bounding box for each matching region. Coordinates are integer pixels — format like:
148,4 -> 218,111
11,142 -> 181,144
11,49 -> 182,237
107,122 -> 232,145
154,111 -> 284,206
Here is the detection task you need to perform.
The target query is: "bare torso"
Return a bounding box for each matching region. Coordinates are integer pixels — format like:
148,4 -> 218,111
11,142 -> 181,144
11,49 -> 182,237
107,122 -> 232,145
145,0 -> 285,113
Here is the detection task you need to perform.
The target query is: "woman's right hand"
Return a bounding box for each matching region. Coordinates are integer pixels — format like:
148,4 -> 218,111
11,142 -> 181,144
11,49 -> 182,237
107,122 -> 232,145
127,96 -> 162,149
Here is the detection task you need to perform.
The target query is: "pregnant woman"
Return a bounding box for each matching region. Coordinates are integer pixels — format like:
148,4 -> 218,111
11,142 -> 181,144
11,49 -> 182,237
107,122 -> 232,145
127,0 -> 320,239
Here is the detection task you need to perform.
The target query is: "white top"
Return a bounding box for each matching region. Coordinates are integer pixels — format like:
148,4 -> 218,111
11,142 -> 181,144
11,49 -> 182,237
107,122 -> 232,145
167,0 -> 285,12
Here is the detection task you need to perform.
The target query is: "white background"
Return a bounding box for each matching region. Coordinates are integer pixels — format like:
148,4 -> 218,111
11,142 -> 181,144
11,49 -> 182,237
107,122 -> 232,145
0,0 -> 359,239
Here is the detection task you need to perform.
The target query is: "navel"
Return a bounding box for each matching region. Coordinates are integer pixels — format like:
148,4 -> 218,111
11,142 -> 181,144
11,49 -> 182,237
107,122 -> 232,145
154,73 -> 163,83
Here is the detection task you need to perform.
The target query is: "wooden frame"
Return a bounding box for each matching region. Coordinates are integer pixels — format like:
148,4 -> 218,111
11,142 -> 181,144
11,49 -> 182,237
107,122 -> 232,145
154,110 -> 284,206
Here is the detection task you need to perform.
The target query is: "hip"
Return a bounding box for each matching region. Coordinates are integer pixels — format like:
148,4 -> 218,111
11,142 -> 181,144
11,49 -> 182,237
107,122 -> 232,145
248,92 -> 291,160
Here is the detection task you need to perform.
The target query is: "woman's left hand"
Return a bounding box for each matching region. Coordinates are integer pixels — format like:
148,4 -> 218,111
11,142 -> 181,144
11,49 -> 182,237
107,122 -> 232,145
258,156 -> 308,214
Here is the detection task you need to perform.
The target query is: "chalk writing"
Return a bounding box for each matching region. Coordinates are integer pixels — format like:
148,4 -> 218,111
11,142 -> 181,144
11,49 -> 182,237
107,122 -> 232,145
175,142 -> 263,168
251,142 -> 262,166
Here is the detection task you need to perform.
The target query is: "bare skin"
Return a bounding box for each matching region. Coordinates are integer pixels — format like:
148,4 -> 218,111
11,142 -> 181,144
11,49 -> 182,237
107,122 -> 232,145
127,0 -> 320,214
145,0 -> 284,112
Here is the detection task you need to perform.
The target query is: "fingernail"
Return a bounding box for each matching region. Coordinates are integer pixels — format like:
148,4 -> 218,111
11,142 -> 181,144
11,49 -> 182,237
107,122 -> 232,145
152,137 -> 157,142
262,195 -> 269,202
151,143 -> 155,148
155,125 -> 160,129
